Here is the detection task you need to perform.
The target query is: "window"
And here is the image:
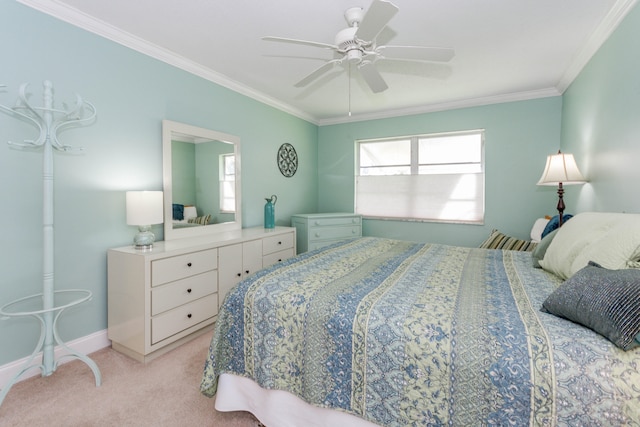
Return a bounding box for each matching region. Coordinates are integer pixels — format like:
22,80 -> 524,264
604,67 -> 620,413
220,154 -> 236,212
356,130 -> 484,223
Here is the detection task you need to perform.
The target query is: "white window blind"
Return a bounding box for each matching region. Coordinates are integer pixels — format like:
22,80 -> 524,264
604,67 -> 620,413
356,131 -> 484,223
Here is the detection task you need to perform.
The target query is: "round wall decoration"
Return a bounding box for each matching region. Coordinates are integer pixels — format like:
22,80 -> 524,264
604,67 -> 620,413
277,143 -> 298,177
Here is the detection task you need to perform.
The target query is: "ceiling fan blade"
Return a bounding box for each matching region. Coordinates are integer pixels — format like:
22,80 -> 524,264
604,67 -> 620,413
358,61 -> 388,93
262,36 -> 337,50
355,0 -> 399,42
294,59 -> 342,87
377,45 -> 455,62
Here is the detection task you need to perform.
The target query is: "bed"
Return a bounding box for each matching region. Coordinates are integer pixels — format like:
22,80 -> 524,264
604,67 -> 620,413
200,212 -> 640,426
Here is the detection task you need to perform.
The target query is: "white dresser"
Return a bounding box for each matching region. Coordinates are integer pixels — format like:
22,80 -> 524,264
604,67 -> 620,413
291,213 -> 362,254
107,226 -> 295,362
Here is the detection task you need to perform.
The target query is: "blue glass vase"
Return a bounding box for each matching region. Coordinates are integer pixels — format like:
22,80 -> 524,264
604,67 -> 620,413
264,195 -> 277,229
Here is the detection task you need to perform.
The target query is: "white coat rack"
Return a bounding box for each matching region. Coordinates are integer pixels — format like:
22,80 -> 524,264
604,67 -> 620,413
0,81 -> 101,406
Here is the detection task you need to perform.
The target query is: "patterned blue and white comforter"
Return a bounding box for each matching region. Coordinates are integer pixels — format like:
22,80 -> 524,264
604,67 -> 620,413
201,237 -> 640,426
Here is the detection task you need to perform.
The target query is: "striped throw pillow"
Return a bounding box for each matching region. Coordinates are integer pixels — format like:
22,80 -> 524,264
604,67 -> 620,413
188,214 -> 211,225
479,229 -> 538,252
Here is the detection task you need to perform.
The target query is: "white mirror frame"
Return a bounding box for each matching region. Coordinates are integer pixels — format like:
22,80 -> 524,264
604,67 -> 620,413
162,120 -> 242,241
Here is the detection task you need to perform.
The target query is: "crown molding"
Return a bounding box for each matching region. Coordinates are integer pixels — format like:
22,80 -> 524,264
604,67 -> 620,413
18,0 -> 636,127
556,0 -> 638,92
317,87 -> 562,126
17,0 -> 318,124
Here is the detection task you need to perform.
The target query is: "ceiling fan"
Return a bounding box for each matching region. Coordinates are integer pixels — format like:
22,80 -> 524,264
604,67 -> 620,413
262,0 -> 455,94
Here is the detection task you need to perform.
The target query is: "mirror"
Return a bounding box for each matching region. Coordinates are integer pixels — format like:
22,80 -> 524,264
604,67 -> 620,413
162,120 -> 241,241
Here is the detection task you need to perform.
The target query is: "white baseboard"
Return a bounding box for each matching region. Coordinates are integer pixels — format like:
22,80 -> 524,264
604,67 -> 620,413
0,329 -> 111,389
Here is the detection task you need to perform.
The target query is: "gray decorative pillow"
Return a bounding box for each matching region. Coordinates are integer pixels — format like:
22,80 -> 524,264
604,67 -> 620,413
532,228 -> 558,268
542,262 -> 640,350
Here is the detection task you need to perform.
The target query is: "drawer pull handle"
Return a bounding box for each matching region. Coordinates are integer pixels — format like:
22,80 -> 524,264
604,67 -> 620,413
236,273 -> 242,277
278,241 -> 282,245
187,288 -> 192,293
187,313 -> 192,319
187,262 -> 192,267
278,258 -> 282,262
245,270 -> 250,274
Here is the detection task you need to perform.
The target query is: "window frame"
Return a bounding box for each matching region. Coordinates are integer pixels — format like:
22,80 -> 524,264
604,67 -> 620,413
355,129 -> 485,224
219,153 -> 236,214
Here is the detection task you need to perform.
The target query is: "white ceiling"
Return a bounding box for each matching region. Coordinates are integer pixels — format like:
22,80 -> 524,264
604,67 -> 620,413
20,0 -> 637,125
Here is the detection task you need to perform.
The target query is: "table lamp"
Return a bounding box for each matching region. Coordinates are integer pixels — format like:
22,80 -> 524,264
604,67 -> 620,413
537,150 -> 586,227
126,191 -> 164,249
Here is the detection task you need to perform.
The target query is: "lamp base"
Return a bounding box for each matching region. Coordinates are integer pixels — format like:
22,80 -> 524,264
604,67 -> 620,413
556,182 -> 566,227
133,225 -> 155,250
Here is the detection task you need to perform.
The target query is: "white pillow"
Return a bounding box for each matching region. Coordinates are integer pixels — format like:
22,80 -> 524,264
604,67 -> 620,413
539,212 -> 640,279
572,222 -> 640,273
530,217 -> 550,243
183,205 -> 198,220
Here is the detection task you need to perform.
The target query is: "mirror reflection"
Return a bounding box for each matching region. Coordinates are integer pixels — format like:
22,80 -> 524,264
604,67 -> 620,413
162,120 -> 241,241
171,134 -> 235,227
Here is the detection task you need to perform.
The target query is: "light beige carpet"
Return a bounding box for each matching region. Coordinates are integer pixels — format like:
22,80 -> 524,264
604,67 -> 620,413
0,331 -> 261,427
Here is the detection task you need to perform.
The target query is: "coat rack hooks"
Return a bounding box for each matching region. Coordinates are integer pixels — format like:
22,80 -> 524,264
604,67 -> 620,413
0,80 -> 101,406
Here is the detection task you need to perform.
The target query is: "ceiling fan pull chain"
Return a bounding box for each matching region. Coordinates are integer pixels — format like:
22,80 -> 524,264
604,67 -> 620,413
348,62 -> 352,117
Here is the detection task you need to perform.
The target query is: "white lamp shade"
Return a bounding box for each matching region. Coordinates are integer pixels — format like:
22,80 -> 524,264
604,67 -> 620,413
537,152 -> 586,186
126,191 -> 164,226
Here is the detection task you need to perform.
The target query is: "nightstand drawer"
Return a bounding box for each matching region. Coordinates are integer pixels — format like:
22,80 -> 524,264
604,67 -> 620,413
151,293 -> 217,344
309,226 -> 361,242
151,270 -> 217,316
263,232 -> 294,255
309,216 -> 361,227
263,248 -> 295,267
151,248 -> 217,287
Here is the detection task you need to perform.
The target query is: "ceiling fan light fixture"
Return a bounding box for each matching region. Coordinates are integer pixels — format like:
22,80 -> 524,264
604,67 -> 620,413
346,49 -> 363,63
262,0 -> 454,95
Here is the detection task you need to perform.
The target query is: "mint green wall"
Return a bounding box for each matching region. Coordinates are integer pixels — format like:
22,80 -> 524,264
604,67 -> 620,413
0,2 -> 317,365
172,141 -> 197,206
318,98 -> 562,246
561,3 -> 640,214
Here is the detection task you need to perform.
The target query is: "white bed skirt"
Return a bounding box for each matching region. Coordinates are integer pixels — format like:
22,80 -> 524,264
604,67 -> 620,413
215,373 -> 380,427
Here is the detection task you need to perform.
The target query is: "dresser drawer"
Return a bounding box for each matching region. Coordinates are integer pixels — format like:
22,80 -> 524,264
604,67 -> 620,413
151,270 -> 217,316
309,226 -> 361,242
151,248 -> 217,287
309,216 -> 361,227
151,293 -> 217,344
263,248 -> 295,268
263,232 -> 294,255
